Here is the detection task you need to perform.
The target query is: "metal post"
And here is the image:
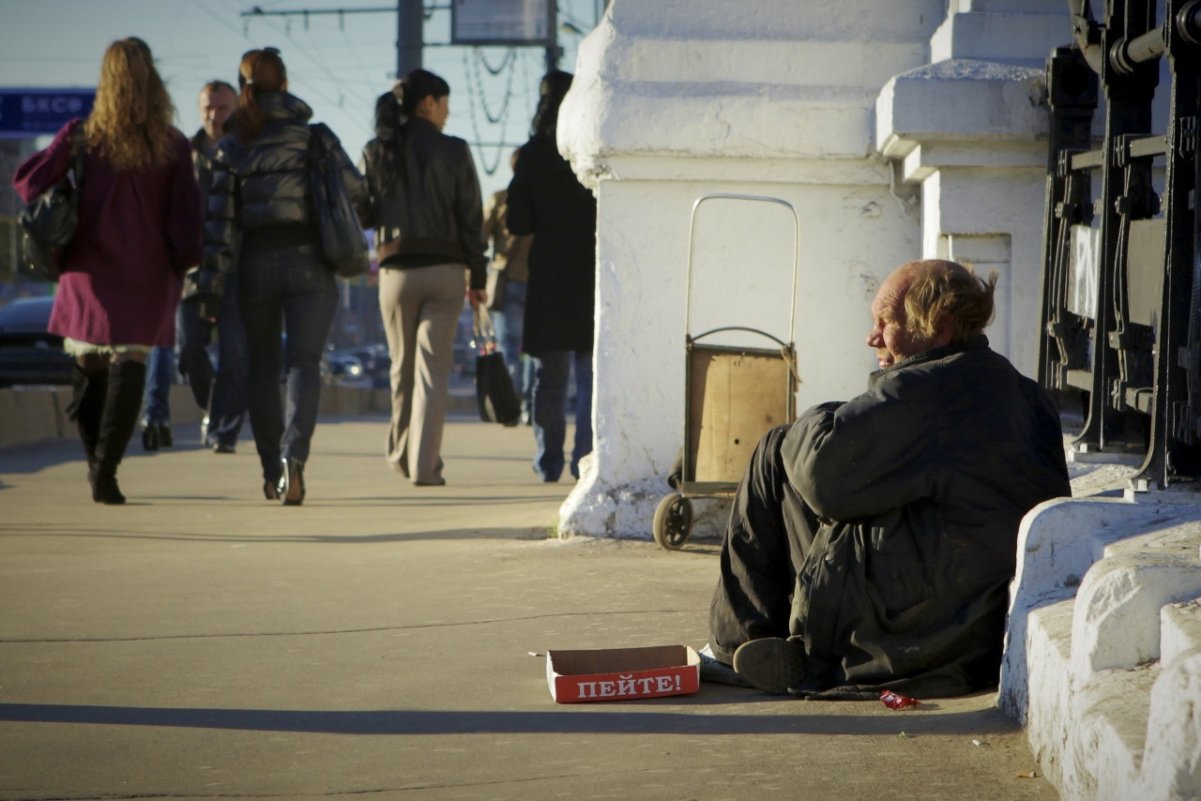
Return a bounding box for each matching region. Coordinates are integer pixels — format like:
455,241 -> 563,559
1038,47 -> 1097,391
546,1 -> 559,72
1074,0 -> 1159,452
396,0 -> 424,78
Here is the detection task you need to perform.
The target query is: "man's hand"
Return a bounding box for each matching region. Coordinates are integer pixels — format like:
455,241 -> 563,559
467,288 -> 488,310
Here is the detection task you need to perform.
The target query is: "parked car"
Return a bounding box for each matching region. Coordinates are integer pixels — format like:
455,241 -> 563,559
324,343 -> 391,389
0,296 -> 73,388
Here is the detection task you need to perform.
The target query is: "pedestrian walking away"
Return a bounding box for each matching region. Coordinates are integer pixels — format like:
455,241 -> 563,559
360,69 -> 488,486
483,149 -> 533,423
193,47 -> 366,505
11,37 -> 202,505
506,70 -> 597,483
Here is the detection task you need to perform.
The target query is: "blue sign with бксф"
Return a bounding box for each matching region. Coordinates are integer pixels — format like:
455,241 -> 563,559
0,89 -> 96,138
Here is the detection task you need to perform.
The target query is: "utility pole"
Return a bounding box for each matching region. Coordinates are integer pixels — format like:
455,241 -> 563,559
545,1 -> 559,73
396,0 -> 424,78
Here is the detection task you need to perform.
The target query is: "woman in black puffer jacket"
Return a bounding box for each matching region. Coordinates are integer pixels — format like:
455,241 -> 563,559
195,48 -> 365,505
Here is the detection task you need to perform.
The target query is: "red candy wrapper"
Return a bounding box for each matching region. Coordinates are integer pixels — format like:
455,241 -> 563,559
880,689 -> 919,710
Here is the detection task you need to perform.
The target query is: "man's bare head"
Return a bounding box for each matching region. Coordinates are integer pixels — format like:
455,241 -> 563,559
867,259 -> 996,369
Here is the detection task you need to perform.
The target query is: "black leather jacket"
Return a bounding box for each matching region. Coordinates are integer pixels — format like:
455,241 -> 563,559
190,92 -> 366,303
361,117 -> 486,289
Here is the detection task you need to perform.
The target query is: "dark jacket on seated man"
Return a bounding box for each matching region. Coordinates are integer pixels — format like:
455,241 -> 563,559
709,260 -> 1071,698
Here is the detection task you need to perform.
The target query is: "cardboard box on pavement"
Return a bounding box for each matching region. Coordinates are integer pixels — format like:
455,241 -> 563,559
546,644 -> 700,703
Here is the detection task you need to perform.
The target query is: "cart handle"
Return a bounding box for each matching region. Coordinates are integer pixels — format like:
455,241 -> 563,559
688,327 -> 803,387
689,326 -> 791,350
685,193 -> 801,342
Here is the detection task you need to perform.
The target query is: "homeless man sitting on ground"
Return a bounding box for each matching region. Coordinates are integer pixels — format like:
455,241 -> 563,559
705,258 -> 1071,698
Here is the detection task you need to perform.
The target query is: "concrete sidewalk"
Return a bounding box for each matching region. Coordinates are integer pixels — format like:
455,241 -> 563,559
0,414 -> 1056,801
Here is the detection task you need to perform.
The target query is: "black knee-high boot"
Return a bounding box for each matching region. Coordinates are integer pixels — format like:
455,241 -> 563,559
92,360 -> 147,505
66,362 -> 108,471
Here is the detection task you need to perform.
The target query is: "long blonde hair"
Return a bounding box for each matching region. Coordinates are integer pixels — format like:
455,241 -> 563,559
84,37 -> 176,171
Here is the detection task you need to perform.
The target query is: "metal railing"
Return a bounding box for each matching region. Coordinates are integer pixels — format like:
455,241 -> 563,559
1040,0 -> 1201,489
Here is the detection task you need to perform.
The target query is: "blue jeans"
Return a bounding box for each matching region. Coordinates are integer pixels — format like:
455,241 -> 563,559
178,270 -> 249,447
238,244 -> 338,480
141,346 -> 174,425
490,280 -> 529,402
531,350 -> 593,481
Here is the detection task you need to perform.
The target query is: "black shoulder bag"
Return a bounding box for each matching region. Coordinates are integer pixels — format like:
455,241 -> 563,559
307,123 -> 370,278
19,132 -> 86,282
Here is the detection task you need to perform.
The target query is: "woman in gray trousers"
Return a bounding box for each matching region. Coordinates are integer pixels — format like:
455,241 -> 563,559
360,69 -> 488,486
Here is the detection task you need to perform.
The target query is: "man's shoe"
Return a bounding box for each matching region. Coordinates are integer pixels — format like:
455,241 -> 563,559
141,424 -> 159,452
732,637 -> 808,695
156,423 -> 173,448
212,441 -> 236,454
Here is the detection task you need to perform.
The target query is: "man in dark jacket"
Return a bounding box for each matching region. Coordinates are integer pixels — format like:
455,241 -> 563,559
176,80 -> 249,454
707,259 -> 1071,698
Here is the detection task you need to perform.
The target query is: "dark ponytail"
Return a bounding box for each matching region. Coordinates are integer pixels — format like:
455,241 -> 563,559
234,48 -> 287,143
373,69 -> 450,187
395,68 -> 449,120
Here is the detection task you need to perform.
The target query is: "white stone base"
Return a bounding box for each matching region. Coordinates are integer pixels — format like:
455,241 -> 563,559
1002,478 -> 1201,801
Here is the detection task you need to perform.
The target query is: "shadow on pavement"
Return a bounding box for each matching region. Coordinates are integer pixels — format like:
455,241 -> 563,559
0,524 -> 554,544
0,701 -> 1021,737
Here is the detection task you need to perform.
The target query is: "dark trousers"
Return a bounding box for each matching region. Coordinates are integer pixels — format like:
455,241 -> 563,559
178,270 -> 249,446
238,244 -> 337,480
141,345 -> 174,425
530,350 -> 593,481
708,424 -> 819,663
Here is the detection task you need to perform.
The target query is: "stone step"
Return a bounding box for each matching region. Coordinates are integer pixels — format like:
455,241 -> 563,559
1074,663 -> 1158,801
1007,493 -> 1201,801
1160,599 -> 1201,665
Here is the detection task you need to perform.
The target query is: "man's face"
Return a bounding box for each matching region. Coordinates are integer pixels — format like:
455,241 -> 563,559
866,268 -> 925,369
199,86 -> 236,143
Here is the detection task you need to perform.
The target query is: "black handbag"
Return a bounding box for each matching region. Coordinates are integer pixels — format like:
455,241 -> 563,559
19,133 -> 86,282
308,123 -> 369,278
473,306 -> 521,426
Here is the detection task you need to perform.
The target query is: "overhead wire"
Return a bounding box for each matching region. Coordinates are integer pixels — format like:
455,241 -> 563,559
193,0 -> 374,137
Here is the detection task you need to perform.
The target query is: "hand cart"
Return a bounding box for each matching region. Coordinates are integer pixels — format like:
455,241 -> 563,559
652,193 -> 801,550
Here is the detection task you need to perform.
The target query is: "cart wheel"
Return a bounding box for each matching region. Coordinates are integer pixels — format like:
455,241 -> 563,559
653,494 -> 693,550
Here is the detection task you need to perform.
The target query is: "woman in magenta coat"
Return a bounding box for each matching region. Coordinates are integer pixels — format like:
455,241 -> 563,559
12,37 -> 202,504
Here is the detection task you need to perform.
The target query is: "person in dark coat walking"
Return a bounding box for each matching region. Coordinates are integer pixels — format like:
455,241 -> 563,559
12,37 -> 202,505
194,48 -> 366,505
506,70 -> 598,482
706,259 -> 1072,698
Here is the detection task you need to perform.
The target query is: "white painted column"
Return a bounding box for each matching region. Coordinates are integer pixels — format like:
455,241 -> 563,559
556,0 -> 943,538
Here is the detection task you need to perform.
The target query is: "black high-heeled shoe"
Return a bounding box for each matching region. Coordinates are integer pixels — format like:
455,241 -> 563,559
278,457 -> 305,506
